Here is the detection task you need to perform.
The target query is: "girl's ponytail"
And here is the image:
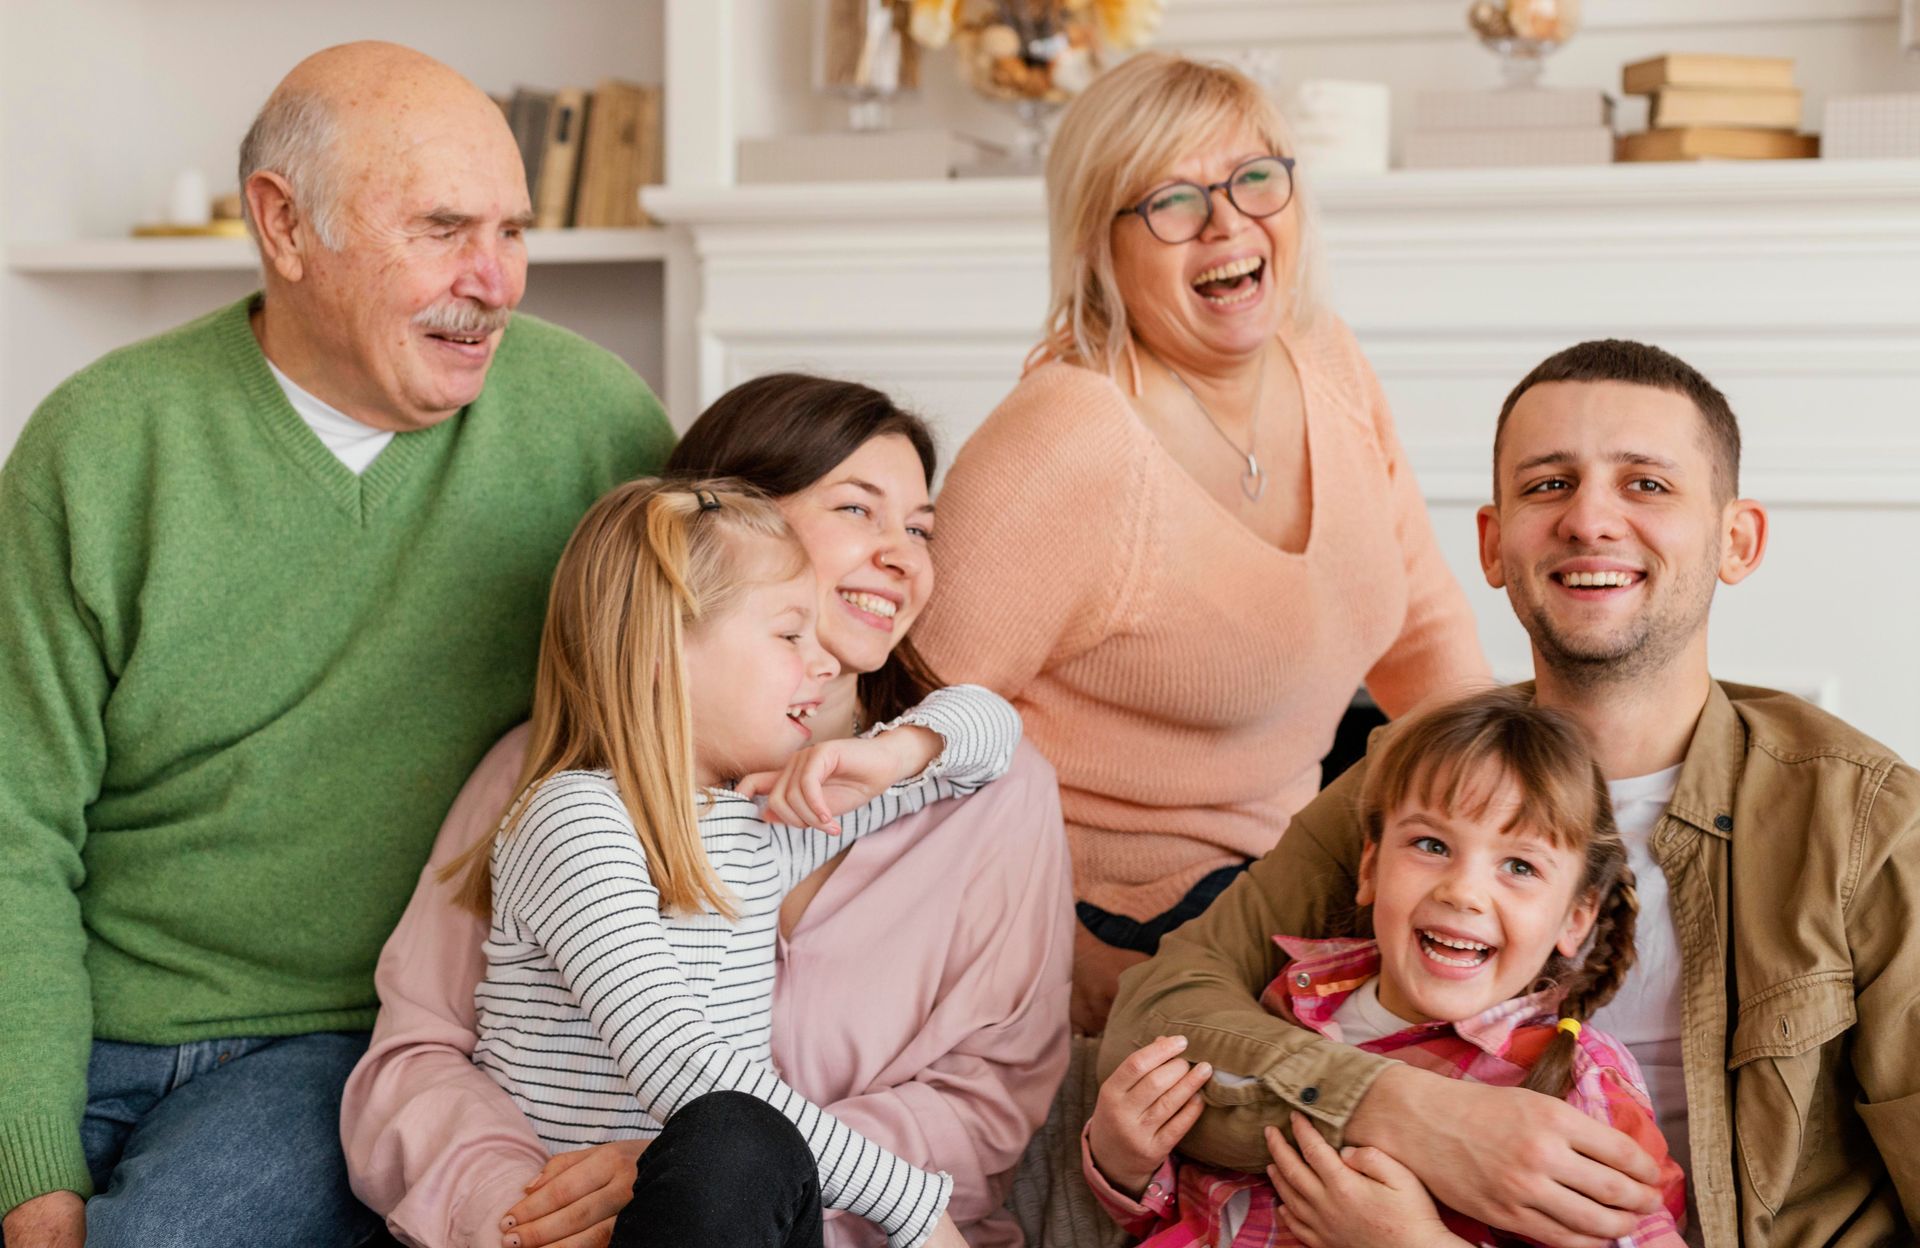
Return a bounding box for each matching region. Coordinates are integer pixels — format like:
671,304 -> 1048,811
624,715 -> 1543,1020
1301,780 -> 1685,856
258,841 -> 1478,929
1521,867 -> 1640,1100
442,478 -> 806,920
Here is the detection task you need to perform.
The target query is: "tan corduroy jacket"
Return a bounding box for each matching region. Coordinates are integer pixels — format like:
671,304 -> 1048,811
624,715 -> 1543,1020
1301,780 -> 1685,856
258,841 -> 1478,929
1102,681 -> 1920,1247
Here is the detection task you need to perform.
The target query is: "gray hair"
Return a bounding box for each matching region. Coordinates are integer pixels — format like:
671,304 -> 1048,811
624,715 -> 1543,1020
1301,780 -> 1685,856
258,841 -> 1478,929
238,90 -> 346,251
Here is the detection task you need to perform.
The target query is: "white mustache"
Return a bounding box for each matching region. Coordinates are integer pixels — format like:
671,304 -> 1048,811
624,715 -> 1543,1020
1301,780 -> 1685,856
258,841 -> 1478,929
413,302 -> 511,337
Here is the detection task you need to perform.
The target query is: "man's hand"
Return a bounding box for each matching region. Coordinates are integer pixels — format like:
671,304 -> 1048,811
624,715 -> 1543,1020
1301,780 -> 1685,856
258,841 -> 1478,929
2,1190 -> 85,1248
501,1139 -> 647,1248
1346,1066 -> 1662,1248
1266,1114 -> 1468,1248
1086,1034 -> 1211,1197
739,726 -> 941,833
1071,923 -> 1147,1036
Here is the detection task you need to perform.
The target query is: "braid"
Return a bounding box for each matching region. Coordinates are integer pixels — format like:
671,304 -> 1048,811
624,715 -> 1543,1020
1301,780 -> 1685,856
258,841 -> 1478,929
1520,868 -> 1640,1099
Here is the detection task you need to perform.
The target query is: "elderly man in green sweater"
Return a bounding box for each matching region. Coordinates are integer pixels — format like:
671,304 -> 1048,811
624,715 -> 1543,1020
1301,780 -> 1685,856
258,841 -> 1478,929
0,42 -> 673,1248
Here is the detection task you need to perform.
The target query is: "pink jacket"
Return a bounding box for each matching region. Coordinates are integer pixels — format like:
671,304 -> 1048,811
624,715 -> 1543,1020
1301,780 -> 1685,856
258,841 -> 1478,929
340,726 -> 1074,1248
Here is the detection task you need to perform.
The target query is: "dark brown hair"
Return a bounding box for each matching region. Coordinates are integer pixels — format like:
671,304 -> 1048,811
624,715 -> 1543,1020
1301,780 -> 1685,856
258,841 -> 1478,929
1494,339 -> 1741,503
1357,687 -> 1638,1100
665,373 -> 943,722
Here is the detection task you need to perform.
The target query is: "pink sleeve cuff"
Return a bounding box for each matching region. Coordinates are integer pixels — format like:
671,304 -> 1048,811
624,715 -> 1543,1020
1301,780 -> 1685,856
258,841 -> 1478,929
1077,1120 -> 1176,1235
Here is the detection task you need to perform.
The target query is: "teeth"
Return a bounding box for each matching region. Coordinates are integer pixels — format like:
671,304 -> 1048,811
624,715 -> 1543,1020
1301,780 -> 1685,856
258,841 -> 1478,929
839,590 -> 897,619
787,705 -> 816,719
1419,930 -> 1493,968
1192,256 -> 1262,287
1561,570 -> 1634,588
1422,930 -> 1491,952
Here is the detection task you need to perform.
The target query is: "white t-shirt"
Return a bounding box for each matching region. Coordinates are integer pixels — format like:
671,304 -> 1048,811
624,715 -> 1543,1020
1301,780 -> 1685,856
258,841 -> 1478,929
1589,765 -> 1697,1242
1329,976 -> 1410,1047
266,360 -> 393,476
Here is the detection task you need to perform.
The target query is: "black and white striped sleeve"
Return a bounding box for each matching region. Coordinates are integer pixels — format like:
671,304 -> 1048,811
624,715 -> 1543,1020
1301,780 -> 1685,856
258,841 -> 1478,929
495,779 -> 953,1246
771,685 -> 1022,884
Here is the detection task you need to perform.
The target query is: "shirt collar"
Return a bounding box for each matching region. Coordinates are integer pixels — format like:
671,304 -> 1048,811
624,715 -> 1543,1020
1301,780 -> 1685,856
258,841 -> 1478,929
1265,934 -> 1563,1057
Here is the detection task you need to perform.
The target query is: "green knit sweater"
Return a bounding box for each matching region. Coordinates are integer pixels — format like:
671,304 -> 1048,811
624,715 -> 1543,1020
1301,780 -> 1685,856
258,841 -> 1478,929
0,296 -> 673,1209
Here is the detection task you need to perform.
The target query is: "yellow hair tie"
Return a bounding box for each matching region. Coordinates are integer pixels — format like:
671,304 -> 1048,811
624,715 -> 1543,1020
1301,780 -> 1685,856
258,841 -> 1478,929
1557,1018 -> 1582,1038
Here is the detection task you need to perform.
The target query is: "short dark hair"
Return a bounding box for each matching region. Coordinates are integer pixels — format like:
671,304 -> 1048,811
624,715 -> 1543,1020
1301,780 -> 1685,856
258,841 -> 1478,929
1493,339 -> 1741,502
666,373 -> 943,722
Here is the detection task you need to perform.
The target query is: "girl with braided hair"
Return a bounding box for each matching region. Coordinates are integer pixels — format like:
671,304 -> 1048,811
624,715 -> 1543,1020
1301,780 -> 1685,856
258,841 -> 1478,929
1082,687 -> 1688,1247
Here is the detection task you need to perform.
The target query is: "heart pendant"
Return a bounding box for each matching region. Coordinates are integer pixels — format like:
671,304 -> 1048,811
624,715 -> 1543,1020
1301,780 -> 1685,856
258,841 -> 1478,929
1241,455 -> 1265,503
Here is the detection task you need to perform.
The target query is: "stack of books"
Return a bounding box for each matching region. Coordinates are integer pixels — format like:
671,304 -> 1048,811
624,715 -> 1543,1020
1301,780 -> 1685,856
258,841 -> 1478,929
497,80 -> 663,228
1401,88 -> 1613,170
1616,55 -> 1818,162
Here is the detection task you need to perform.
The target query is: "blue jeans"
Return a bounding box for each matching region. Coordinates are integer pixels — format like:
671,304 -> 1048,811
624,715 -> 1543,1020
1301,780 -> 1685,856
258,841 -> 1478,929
61,1031 -> 383,1248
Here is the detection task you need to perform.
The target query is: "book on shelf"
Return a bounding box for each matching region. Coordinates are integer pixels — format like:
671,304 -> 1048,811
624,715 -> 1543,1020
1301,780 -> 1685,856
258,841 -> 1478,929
1617,127 -> 1818,162
1623,54 -> 1795,95
1648,87 -> 1802,131
507,89 -> 556,212
1822,93 -> 1920,159
1411,87 -> 1612,131
535,87 -> 589,228
1401,125 -> 1613,169
574,80 -> 663,228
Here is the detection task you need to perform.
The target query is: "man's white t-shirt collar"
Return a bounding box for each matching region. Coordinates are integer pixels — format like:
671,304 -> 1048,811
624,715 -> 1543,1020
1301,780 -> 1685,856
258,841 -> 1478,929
265,359 -> 394,476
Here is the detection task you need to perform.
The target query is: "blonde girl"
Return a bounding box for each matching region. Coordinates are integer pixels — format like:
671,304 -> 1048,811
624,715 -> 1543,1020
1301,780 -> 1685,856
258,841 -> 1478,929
445,478 -> 1017,1248
1084,687 -> 1687,1248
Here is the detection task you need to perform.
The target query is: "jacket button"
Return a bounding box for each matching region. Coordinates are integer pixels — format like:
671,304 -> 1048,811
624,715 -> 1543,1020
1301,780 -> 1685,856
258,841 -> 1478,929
1714,814 -> 1733,832
1300,1086 -> 1320,1105
1294,971 -> 1312,988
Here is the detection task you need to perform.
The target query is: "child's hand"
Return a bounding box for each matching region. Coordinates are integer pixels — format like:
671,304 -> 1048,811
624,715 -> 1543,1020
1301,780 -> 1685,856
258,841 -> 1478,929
1265,1114 -> 1471,1248
738,726 -> 941,832
1086,1034 -> 1213,1198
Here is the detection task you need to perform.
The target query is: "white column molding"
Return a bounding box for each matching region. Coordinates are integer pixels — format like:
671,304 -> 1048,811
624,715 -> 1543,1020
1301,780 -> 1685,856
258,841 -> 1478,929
664,0 -> 734,188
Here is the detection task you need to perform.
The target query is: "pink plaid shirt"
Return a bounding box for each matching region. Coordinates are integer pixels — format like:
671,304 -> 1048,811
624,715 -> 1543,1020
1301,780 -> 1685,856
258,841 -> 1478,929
1082,936 -> 1689,1248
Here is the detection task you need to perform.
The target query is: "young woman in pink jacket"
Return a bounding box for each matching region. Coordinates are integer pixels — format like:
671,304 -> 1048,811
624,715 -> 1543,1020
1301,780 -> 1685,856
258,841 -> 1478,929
340,375 -> 1074,1248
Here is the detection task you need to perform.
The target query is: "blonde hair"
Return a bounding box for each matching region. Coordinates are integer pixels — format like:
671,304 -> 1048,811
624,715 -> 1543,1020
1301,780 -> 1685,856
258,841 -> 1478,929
1040,51 -> 1325,375
1356,687 -> 1639,1101
445,477 -> 808,920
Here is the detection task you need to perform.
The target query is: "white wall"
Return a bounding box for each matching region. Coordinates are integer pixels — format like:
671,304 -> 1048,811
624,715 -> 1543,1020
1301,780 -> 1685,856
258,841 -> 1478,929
0,0 -> 667,450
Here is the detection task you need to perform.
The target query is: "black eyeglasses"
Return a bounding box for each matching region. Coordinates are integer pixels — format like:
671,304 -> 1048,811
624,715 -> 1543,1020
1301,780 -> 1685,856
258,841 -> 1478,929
1115,155 -> 1298,244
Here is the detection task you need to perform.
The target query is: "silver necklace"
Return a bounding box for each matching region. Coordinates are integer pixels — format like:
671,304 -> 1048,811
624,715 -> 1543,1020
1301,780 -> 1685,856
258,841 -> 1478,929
1163,359 -> 1266,503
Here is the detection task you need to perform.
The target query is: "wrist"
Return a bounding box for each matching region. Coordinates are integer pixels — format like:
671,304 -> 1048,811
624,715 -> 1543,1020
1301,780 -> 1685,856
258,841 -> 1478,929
1345,1063 -> 1418,1154
1086,1140 -> 1152,1200
883,724 -> 941,779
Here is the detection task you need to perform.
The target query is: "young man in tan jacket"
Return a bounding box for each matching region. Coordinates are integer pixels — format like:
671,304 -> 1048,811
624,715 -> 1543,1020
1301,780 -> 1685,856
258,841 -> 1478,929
1103,339 -> 1919,1248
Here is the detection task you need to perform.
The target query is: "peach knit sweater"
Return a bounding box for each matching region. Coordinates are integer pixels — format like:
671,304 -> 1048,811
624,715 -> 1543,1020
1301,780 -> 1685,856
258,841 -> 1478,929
914,314 -> 1489,921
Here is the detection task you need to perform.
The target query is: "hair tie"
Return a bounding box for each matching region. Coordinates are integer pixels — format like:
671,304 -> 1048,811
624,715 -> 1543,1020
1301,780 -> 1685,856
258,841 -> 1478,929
1556,1018 -> 1582,1038
694,489 -> 721,513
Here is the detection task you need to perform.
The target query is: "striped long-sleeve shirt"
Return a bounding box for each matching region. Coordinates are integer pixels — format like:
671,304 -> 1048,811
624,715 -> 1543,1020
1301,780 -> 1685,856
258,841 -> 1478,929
474,684 -> 1020,1248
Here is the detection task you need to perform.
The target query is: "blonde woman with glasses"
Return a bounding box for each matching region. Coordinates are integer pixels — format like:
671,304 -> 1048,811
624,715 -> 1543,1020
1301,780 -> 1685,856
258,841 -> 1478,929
914,53 -> 1490,1043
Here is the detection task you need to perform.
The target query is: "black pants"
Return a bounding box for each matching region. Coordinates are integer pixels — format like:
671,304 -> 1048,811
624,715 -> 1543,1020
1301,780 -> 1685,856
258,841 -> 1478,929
1076,861 -> 1251,955
610,1091 -> 824,1248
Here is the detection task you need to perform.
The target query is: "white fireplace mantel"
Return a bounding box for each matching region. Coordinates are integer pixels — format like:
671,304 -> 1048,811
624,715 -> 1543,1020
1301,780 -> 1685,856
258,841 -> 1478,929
646,160 -> 1920,756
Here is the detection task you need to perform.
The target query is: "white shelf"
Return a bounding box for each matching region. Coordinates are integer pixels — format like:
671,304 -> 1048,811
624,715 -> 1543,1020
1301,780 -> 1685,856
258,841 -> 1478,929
646,159 -> 1920,227
5,227 -> 673,274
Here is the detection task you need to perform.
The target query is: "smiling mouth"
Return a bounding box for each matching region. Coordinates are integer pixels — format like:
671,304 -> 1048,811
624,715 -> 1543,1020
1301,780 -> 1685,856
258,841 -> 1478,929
1418,929 -> 1495,969
426,331 -> 490,347
1191,257 -> 1265,306
786,703 -> 818,735
838,589 -> 898,623
1551,570 -> 1642,590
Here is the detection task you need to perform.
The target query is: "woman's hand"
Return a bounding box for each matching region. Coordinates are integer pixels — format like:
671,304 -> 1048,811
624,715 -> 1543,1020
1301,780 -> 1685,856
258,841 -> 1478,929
1265,1114 -> 1470,1248
739,726 -> 941,832
1086,1034 -> 1212,1197
500,1139 -> 648,1248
